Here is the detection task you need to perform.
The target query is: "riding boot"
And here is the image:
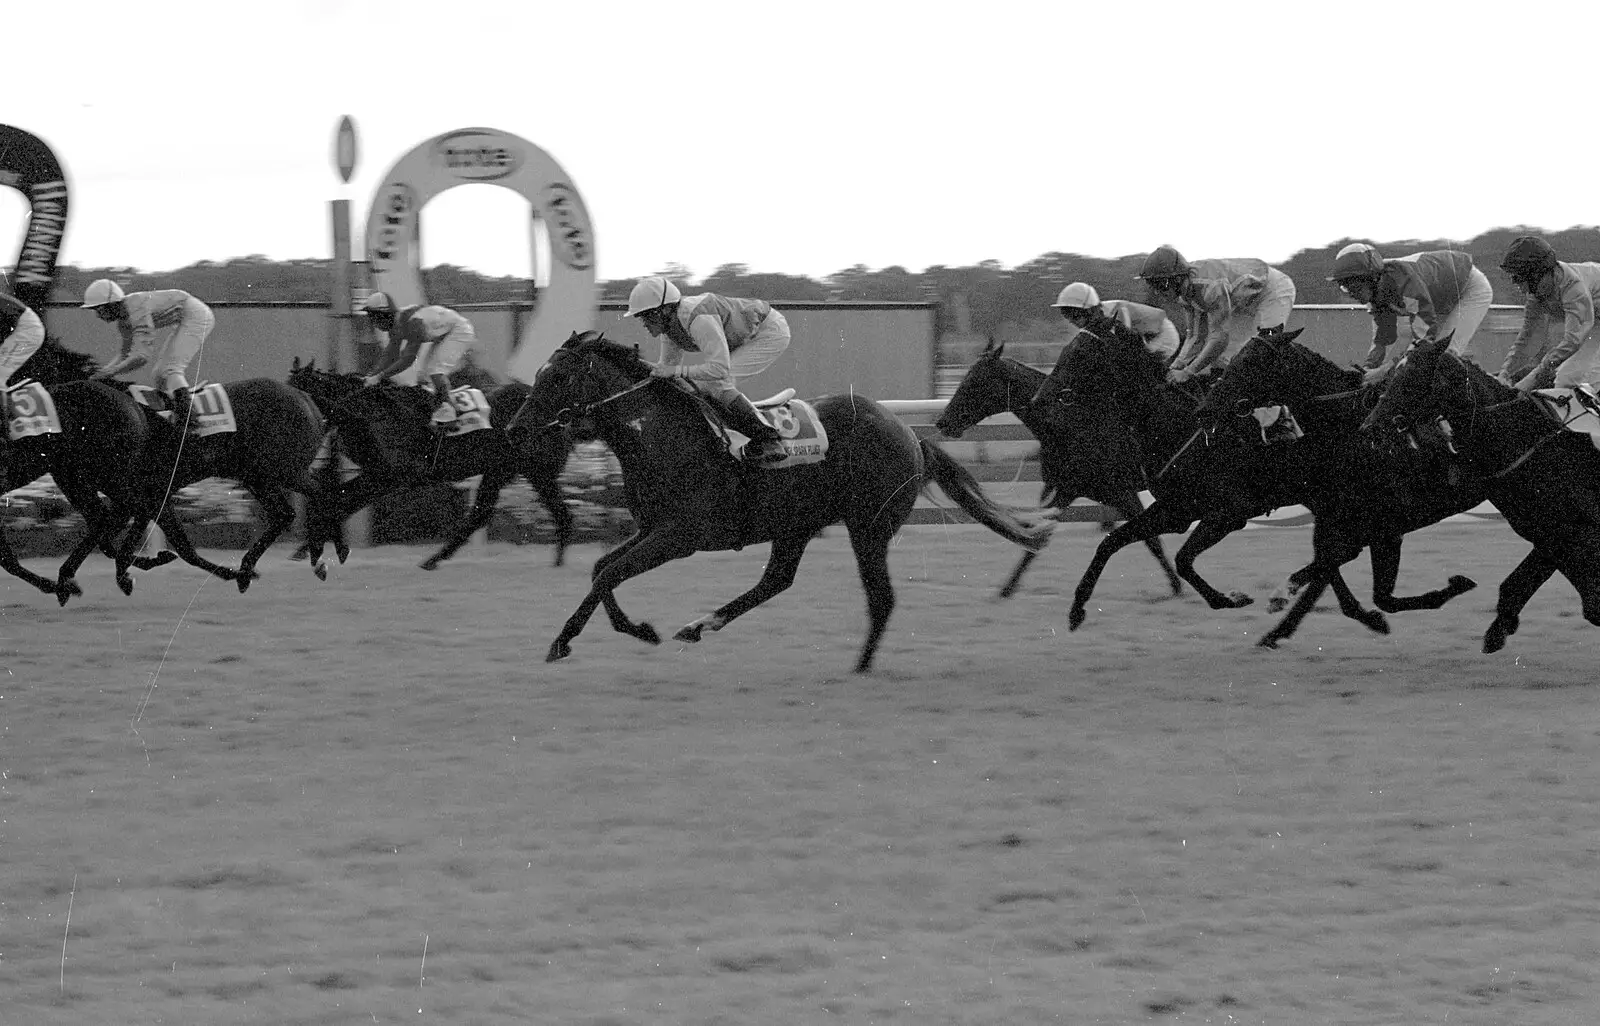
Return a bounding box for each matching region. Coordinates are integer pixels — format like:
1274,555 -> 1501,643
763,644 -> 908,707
169,387 -> 199,437
718,393 -> 788,465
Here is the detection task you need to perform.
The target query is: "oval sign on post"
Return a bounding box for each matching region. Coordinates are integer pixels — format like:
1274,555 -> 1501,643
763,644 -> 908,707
363,126 -> 596,383
334,115 -> 358,184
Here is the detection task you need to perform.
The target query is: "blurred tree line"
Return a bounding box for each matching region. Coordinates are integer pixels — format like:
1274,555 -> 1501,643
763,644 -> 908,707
30,226 -> 1600,349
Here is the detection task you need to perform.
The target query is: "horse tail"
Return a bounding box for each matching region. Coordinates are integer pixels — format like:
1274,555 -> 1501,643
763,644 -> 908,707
918,438 -> 1054,552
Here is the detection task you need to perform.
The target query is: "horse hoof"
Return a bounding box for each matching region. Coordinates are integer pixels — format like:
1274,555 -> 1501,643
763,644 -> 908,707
56,582 -> 78,607
152,551 -> 178,568
1068,608 -> 1086,631
546,640 -> 572,662
1365,613 -> 1391,635
335,543 -> 350,564
419,558 -> 439,572
313,563 -> 328,582
1256,635 -> 1281,649
637,623 -> 661,646
288,547 -> 310,563
673,623 -> 704,644
1228,592 -> 1253,609
1448,575 -> 1478,594
117,575 -> 134,597
236,571 -> 259,594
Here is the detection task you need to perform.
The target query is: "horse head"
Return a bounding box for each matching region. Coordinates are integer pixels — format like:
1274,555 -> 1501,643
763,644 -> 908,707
1031,327 -> 1161,413
936,337 -> 1031,438
287,356 -> 365,414
1359,333 -> 1460,456
1195,325 -> 1308,424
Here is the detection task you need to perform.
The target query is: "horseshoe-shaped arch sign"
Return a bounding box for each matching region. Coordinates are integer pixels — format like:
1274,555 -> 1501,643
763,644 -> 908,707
0,124 -> 70,315
363,127 -> 596,383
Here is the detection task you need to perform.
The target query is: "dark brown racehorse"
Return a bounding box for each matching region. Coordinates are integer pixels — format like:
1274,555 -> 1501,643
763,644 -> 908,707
519,331 -> 1053,673
934,338 -> 1181,598
1,338 -> 177,598
1361,333 -> 1600,652
286,360 -> 575,571
29,342 -> 333,598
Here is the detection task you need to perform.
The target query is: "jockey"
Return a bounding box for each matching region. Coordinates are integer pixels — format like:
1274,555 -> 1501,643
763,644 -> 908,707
1135,246 -> 1297,384
360,292 -> 477,425
1326,243 -> 1493,386
1051,282 -> 1181,363
1496,235 -> 1600,392
625,275 -> 791,465
81,279 -> 215,434
0,291 -> 45,387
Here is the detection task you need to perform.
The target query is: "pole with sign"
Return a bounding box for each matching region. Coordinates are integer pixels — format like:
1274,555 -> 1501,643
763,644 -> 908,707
329,115 -> 359,372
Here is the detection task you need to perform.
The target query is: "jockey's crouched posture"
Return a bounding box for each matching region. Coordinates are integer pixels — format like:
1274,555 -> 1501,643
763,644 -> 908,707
82,279 -> 215,435
0,291 -> 46,388
360,293 -> 477,425
625,276 -> 791,465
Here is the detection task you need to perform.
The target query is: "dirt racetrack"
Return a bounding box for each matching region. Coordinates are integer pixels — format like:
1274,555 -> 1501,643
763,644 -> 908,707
2,518 -> 1598,1024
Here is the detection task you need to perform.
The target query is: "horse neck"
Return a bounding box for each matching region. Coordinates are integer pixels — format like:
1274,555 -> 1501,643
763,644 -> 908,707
1114,375 -> 1198,470
1436,370 -> 1552,463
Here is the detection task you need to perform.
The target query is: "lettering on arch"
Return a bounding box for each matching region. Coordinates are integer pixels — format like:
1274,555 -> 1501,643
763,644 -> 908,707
0,124 -> 70,315
363,127 -> 596,383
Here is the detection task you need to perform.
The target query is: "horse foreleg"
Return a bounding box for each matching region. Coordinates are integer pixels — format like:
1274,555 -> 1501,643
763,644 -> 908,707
1367,534 -> 1478,613
1484,547 -> 1559,653
1324,563 -> 1391,636
421,467 -> 513,571
0,521 -> 60,594
674,535 -> 810,645
547,529 -> 691,661
1070,500 -> 1195,630
996,549 -> 1039,600
1172,513 -> 1253,609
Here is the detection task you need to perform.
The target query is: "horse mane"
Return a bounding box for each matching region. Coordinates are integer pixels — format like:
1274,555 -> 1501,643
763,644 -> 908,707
19,335 -> 99,383
562,330 -> 651,380
1247,331 -> 1364,391
1071,327 -> 1169,388
1442,349 -> 1512,397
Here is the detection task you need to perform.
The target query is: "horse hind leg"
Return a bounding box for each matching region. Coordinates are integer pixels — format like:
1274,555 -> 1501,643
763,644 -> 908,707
844,526 -> 897,674
673,534 -> 811,645
233,484 -> 298,592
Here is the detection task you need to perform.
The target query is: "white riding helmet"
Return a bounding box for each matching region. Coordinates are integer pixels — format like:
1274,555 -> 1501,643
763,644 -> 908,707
1052,282 -> 1100,310
81,278 -> 125,308
362,291 -> 397,315
625,276 -> 682,318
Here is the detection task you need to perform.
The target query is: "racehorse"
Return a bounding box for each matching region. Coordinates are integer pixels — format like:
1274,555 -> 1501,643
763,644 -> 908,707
31,339 -> 331,598
286,359 -> 576,571
933,338 -> 1181,599
519,330 -> 1053,673
1,337 -> 177,597
1361,333 -> 1600,652
1031,326 -> 1322,627
1193,326 -> 1482,646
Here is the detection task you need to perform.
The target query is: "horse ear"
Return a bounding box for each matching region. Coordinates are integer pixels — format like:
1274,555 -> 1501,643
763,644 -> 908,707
1281,326 -> 1304,344
982,336 -> 1005,359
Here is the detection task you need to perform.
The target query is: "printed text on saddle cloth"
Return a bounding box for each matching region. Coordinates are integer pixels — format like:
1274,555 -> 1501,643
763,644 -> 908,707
438,387 -> 491,435
128,384 -> 237,437
723,398 -> 828,468
6,382 -> 60,439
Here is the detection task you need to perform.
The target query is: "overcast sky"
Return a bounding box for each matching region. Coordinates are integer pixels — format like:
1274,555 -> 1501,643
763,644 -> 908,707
6,0 -> 1596,283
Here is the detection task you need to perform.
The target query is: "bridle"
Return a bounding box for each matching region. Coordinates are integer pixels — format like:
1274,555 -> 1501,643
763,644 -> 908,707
501,348 -> 656,439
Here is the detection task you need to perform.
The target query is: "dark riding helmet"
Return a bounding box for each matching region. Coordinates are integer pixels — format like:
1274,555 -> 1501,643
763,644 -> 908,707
1500,235 -> 1559,285
1136,245 -> 1191,285
1327,243 -> 1385,283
